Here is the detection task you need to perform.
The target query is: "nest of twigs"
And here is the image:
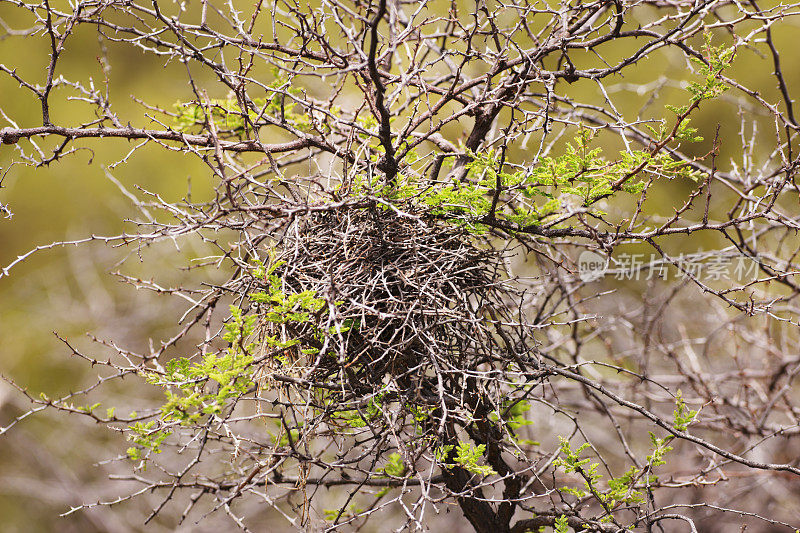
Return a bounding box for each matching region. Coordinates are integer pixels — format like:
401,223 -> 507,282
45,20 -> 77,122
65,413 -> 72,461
249,206 -> 526,396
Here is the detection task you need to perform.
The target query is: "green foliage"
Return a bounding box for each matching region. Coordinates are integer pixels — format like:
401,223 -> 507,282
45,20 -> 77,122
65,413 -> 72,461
128,250 -> 374,464
647,432 -> 673,468
672,389 -> 698,432
372,452 -> 408,498
223,304 -> 258,343
249,274 -> 325,327
453,442 -> 497,476
172,64 -> 717,241
379,453 -> 406,478
492,398 -> 533,431
126,304 -> 257,461
126,447 -> 142,461
687,33 -> 735,102
139,35 -> 716,516
409,403 -> 432,424
553,437 -> 644,509
127,420 -> 170,458
553,392 -> 696,519
351,128 -> 703,234
71,402 -> 102,414
673,114 -> 704,144
648,34 -> 734,147
323,505 -> 363,522
173,71 -> 316,134
436,441 -> 497,477
332,394 -> 385,429
357,38 -> 733,235
272,423 -> 302,447
553,438 -> 596,499
415,131 -> 652,230
154,350 -> 254,418
554,514 -> 570,533
248,257 -> 327,358
605,466 -> 643,507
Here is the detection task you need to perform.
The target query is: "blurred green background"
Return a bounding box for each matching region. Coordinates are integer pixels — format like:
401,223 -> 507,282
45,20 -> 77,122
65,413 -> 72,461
2,1 -> 800,531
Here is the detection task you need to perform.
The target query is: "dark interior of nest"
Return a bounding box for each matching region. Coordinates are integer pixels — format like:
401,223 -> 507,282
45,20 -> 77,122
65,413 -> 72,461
248,206 -> 521,394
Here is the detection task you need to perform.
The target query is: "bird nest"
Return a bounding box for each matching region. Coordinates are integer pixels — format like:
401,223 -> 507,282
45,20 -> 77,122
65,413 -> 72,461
246,206 -> 525,396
